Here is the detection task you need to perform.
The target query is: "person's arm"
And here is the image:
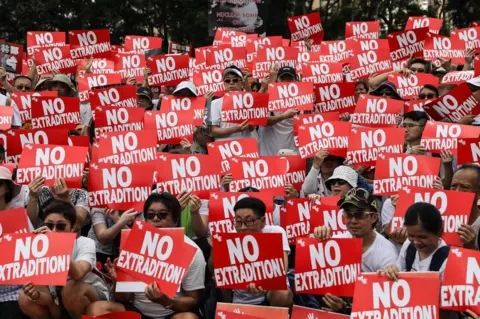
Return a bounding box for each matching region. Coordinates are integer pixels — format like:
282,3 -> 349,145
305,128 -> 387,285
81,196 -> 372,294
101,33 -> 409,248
145,283 -> 202,312
209,120 -> 249,138
94,209 -> 137,245
27,61 -> 37,85
301,166 -> 321,196
0,67 -> 13,93
75,207 -> 88,232
189,196 -> 208,238
368,68 -> 411,89
266,108 -> 298,126
440,150 -> 454,190
69,260 -> 92,281
26,177 -> 45,225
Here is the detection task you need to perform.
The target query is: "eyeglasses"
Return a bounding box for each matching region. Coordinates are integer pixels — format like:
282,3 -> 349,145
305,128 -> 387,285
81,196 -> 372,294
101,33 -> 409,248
410,67 -> 425,73
15,85 -> 31,90
224,78 -> 240,84
146,210 -> 170,220
44,222 -> 68,231
400,123 -> 424,129
343,211 -> 374,220
419,93 -> 436,99
330,180 -> 348,186
234,218 -> 259,228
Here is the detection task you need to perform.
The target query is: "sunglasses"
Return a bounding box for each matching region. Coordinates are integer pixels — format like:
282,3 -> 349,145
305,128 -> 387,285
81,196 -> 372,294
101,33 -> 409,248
15,85 -> 31,90
44,222 -> 68,231
330,180 -> 348,186
419,93 -> 436,99
343,211 -> 374,220
410,67 -> 425,73
224,78 -> 240,84
146,210 -> 170,220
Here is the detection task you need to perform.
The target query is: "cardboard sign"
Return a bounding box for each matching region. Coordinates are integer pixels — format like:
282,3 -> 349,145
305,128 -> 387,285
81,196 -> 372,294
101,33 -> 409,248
423,34 -> 466,65
423,83 -> 479,123
405,17 -> 443,35
216,303 -> 289,319
309,197 -> 348,237
0,107 -> 15,131
77,73 -> 123,103
26,31 -> 66,56
10,91 -> 58,124
347,127 -> 405,166
0,232 -> 76,285
349,41 -> 393,80
192,68 -> 225,97
318,40 -> 353,63
155,153 -> 222,199
168,41 -> 192,55
213,232 -> 287,290
283,198 -> 312,241
221,92 -> 269,126
207,139 -> 259,174
388,73 -> 439,100
124,35 -> 163,54
291,306 -> 349,319
0,208 -> 29,237
116,222 -> 196,298
206,46 -> 247,70
373,153 -> 441,196
146,54 -> 190,86
81,311 -> 141,319
0,42 -> 23,74
293,113 -> 341,147
30,96 -> 81,130
246,36 -> 284,64
268,82 -> 314,112
314,82 -> 356,113
229,156 -> 289,194
208,192 -> 275,234
457,138 -> 480,165
346,21 -> 380,39
301,62 -> 344,84
253,46 -> 298,79
114,53 -> 146,82
391,187 -> 474,246
288,12 -> 324,42
441,247 -> 480,314
90,85 -> 137,108
387,28 -> 428,62
295,238 -> 362,296
297,121 -> 351,159
351,95 -> 404,128
16,144 -> 88,188
421,121 -> 480,154
88,161 -> 155,211
33,45 -> 76,75
451,26 -> 480,52
94,106 -> 145,138
68,29 -> 112,59
351,272 -> 440,319
441,71 -> 475,85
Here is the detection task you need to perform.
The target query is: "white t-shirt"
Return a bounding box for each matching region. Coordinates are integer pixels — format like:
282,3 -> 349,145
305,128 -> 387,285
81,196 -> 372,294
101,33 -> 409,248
1,94 -> 21,127
133,235 -> 206,319
10,185 -> 29,209
257,117 -> 295,156
208,97 -> 255,142
381,198 -> 395,227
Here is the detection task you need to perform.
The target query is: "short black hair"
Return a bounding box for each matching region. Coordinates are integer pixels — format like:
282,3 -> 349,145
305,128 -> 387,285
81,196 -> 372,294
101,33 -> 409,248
3,180 -> 14,204
403,110 -> 429,125
251,81 -> 261,91
404,202 -> 443,235
143,192 -> 182,226
355,79 -> 369,92
44,200 -> 77,227
455,164 -> 480,191
239,186 -> 259,192
0,144 -> 5,155
420,84 -> 439,97
408,58 -> 431,73
234,197 -> 266,218
13,75 -> 32,86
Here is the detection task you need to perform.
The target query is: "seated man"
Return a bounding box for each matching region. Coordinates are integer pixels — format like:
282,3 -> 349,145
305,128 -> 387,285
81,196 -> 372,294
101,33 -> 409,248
18,201 -> 109,319
86,192 -> 206,319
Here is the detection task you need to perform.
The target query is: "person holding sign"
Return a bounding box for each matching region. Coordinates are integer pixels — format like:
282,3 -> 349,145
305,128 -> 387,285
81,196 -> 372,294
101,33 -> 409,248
19,200 -> 109,319
301,149 -> 344,197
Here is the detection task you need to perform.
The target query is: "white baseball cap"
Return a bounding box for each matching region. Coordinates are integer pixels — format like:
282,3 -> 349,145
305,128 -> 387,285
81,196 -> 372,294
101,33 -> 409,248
173,81 -> 198,97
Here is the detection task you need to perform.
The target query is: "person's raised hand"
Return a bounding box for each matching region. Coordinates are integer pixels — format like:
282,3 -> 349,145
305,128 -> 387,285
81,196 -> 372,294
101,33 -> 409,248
282,108 -> 298,119
177,190 -> 191,211
313,226 -> 331,241
458,114 -> 475,125
118,208 -> 137,225
33,226 -> 51,234
339,112 -> 351,122
458,224 -> 476,247
235,119 -> 250,133
401,68 -> 413,77
221,174 -> 233,189
390,227 -> 407,245
105,258 -> 118,280
411,145 -> 426,155
189,195 -> 202,213
84,56 -> 94,73
432,176 -> 444,190
53,178 -> 69,200
23,283 -> 41,302
204,90 -> 215,100
322,293 -> 347,312
465,48 -> 476,65
377,264 -> 400,281
145,282 -> 171,306
0,67 -> 7,82
313,149 -> 329,169
180,138 -> 192,150
28,176 -> 45,198
284,183 -> 299,198
246,283 -> 266,294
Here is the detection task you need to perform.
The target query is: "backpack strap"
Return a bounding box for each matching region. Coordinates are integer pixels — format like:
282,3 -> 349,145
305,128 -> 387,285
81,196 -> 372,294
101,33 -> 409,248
405,243 -> 417,272
429,246 -> 450,272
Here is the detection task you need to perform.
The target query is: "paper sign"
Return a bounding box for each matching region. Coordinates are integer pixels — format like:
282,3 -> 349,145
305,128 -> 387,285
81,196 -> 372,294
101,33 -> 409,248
0,107 -> 15,130
314,82 -> 356,113
0,208 -> 29,237
216,303 -> 289,319
291,306 -> 349,319
207,139 -> 259,174
253,47 -> 298,79
297,121 -> 351,159
318,40 -> 353,63
124,35 -> 163,54
114,53 -> 146,82
388,73 -> 439,100
451,26 -> 480,52
423,34 -> 466,65
346,21 -> 380,40
442,71 -> 475,85
90,85 -> 137,109
301,62 -> 344,84
349,40 -> 393,80
81,311 -> 141,319
30,96 -> 81,130
405,17 -> 443,34
421,121 -> 480,154
268,82 -> 313,112
283,199 -> 312,241
387,28 -> 428,62
69,29 -> 112,59
351,95 -> 404,128
192,68 -> 225,97
288,12 -> 324,42
33,45 -> 76,75
94,106 -> 145,138
404,99 -> 435,113
27,31 -> 66,56
9,91 -> 58,124
77,73 -> 122,103
457,138 -> 480,165
221,92 -> 269,126
293,113 -> 341,147
146,54 -> 190,86
206,46 -> 247,70
309,198 -> 348,238
168,41 -> 192,55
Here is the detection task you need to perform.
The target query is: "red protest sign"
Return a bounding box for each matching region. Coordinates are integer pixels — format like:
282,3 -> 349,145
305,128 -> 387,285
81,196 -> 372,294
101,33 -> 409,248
424,34 -> 466,65
94,106 -> 145,138
441,247 -> 480,314
346,127 -> 405,166
318,40 -> 353,63
216,303 -> 289,319
116,230 -> 144,292
82,311 -> 141,319
295,238 -> 362,296
451,26 -> 480,52
208,192 -> 275,235
268,82 -> 314,112
207,139 -> 259,174
314,82 -> 356,113
229,156 -> 288,194
221,92 -> 269,126
90,85 -> 137,108
387,28 -> 428,62
253,47 -> 298,79
391,187 -> 474,246
30,96 -> 81,130
16,144 -> 88,188
441,71 -> 475,85
283,155 -> 307,191
0,208 -> 29,237
301,62 -> 344,84
213,232 -> 287,290
33,45 -> 76,75
349,41 -> 393,80
476,56 -> 480,77
0,232 -> 76,285
405,17 -> 443,34
246,36 -> 284,64
388,73 -> 438,100
293,113 -> 341,147
404,99 -> 434,113
77,58 -> 115,76
283,198 -> 313,241
309,197 -> 348,237
192,68 -> 225,97
155,153 -> 222,199
68,29 -> 111,59
124,35 -> 163,54
345,21 -> 380,40
351,272 -> 440,318
291,306 -> 349,319
351,95 -> 404,128
0,107 -> 15,130
114,53 -> 146,82
297,121 -> 351,159
146,55 -> 190,86
213,28 -> 246,45
77,73 -> 123,103
206,46 -> 247,70
10,91 -> 58,124
26,31 -> 66,56
423,83 -> 479,123
457,138 -> 480,165
288,12 -> 324,42
116,222 -> 196,298
373,153 -> 441,196
421,121 -> 480,154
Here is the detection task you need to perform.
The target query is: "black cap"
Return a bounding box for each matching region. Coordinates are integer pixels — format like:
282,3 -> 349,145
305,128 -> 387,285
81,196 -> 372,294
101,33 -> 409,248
137,87 -> 153,101
277,66 -> 296,80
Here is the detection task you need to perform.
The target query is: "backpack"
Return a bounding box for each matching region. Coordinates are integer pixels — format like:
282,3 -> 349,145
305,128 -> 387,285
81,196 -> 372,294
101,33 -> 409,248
405,243 -> 450,272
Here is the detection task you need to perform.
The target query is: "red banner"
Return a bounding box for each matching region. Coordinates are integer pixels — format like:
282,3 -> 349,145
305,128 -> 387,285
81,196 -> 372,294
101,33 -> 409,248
388,73 -> 439,100
351,95 -> 404,128
31,96 -> 81,130
346,21 -> 380,40
268,82 -> 314,112
346,127 -> 405,166
207,139 -> 259,174
213,232 -> 287,290
391,187 -> 474,246
373,153 -> 441,196
405,17 -> 443,34
0,107 -> 15,131
441,247 -> 480,314
68,29 -> 112,59
26,31 -> 66,56
94,106 -> 145,138
288,12 -> 324,42
253,47 -> 298,79
314,82 -> 356,113
192,68 -> 225,97
349,40 -> 393,80
154,153 -> 222,199
206,46 -> 247,70
90,85 -> 137,109
451,26 -> 480,52
216,303 -> 289,319
33,45 -> 76,75
301,62 -> 344,84
351,272 -> 440,318
114,53 -> 146,82
0,208 -> 29,237
423,34 -> 465,65
124,35 -> 163,54
221,92 -> 269,126
421,121 -> 480,154
309,197 -> 348,237
0,232 -> 76,285
146,55 -> 190,86
387,28 -> 428,62
297,121 -> 351,159
10,91 -> 57,124
291,306 -> 349,319
457,138 -> 480,165
295,238 -> 362,296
